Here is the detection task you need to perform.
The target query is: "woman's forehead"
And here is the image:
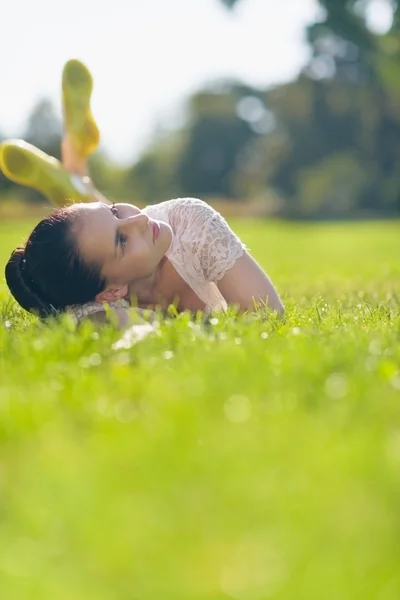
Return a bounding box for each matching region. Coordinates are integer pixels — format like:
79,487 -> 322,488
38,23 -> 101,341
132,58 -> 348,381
73,201 -> 107,216
74,202 -> 112,235
73,203 -> 114,263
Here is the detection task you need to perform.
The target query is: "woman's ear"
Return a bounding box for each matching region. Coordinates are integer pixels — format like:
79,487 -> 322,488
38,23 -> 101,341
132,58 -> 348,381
95,284 -> 128,304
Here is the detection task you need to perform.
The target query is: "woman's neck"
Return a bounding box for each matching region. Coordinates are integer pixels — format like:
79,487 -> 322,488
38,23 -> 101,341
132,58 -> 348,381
127,256 -> 169,306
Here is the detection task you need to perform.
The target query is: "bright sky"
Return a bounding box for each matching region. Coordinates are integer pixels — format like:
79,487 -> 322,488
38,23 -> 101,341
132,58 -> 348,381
1,0 -> 320,163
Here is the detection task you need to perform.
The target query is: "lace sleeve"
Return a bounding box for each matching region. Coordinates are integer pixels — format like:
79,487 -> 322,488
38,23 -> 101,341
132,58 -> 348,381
169,198 -> 246,282
66,298 -> 130,323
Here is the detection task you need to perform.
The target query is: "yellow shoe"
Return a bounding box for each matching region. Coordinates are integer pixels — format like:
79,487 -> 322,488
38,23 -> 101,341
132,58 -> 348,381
0,140 -> 94,207
62,59 -> 100,158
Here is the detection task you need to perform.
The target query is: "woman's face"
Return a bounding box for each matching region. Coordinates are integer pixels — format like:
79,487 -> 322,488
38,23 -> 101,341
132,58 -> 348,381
73,202 -> 173,287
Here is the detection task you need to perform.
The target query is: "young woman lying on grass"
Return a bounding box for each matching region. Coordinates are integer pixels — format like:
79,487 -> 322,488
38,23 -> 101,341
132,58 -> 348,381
1,61 -> 284,327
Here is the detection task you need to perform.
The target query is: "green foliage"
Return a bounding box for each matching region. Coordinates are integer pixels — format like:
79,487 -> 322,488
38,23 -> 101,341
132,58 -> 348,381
124,133 -> 185,205
117,0 -> 400,215
308,0 -> 378,67
176,86 -> 262,200
24,99 -> 62,160
88,151 -> 130,203
1,217 -> 399,599
296,152 -> 370,215
256,73 -> 400,215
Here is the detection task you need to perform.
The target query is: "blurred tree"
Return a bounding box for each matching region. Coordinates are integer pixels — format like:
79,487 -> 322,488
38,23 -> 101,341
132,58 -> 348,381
124,131 -> 185,204
219,0 -> 242,8
88,151 -> 129,203
176,85 -> 263,199
123,84 -> 269,203
237,0 -> 400,216
308,0 -> 378,64
211,0 -> 400,215
304,0 -> 400,213
126,0 -> 400,214
24,99 -> 62,161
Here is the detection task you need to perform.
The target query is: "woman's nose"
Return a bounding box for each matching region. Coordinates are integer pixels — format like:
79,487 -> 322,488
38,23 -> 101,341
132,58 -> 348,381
120,213 -> 149,233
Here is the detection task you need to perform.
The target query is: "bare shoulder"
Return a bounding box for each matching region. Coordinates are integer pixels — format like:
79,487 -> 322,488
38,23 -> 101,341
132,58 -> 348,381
167,198 -> 224,232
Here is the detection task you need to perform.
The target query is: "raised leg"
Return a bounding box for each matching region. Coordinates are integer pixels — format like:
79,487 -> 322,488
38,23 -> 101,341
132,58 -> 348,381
62,59 -> 100,159
0,60 -> 106,208
0,139 -> 94,207
61,60 -> 110,205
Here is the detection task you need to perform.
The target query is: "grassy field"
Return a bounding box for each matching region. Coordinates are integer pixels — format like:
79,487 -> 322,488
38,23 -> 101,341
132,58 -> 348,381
0,217 -> 399,600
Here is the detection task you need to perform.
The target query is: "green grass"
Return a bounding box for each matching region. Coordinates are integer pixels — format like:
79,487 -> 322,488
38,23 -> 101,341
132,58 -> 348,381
0,218 -> 399,600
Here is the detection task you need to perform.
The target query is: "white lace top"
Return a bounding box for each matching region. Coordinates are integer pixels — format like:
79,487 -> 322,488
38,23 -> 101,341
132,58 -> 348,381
68,198 -> 246,322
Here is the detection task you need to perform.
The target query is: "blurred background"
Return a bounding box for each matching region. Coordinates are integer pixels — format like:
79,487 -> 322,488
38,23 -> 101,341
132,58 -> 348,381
1,0 -> 400,219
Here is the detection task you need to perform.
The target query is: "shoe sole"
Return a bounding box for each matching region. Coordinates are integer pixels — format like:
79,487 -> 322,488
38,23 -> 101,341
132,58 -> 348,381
62,59 -> 100,157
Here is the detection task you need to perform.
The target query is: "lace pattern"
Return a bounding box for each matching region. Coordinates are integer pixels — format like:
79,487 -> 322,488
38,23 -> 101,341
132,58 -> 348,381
163,198 -> 245,281
67,298 -> 130,324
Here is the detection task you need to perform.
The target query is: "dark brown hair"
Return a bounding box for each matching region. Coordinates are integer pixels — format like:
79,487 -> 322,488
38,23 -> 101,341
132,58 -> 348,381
5,207 -> 106,317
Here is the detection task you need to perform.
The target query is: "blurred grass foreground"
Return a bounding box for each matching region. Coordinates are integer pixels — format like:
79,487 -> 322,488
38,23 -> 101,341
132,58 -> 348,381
0,217 -> 399,599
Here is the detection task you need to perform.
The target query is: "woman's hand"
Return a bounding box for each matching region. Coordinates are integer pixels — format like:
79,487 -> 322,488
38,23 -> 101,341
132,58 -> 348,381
85,306 -> 157,328
217,252 -> 284,315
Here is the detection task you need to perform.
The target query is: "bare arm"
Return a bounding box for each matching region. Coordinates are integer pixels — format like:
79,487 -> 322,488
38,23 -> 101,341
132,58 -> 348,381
217,251 -> 284,315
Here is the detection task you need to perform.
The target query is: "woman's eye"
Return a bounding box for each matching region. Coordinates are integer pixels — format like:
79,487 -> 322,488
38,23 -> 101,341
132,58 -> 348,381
120,233 -> 128,251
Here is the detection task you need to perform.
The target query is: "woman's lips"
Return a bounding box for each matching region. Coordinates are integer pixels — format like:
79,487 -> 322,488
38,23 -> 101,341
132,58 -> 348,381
152,221 -> 160,243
